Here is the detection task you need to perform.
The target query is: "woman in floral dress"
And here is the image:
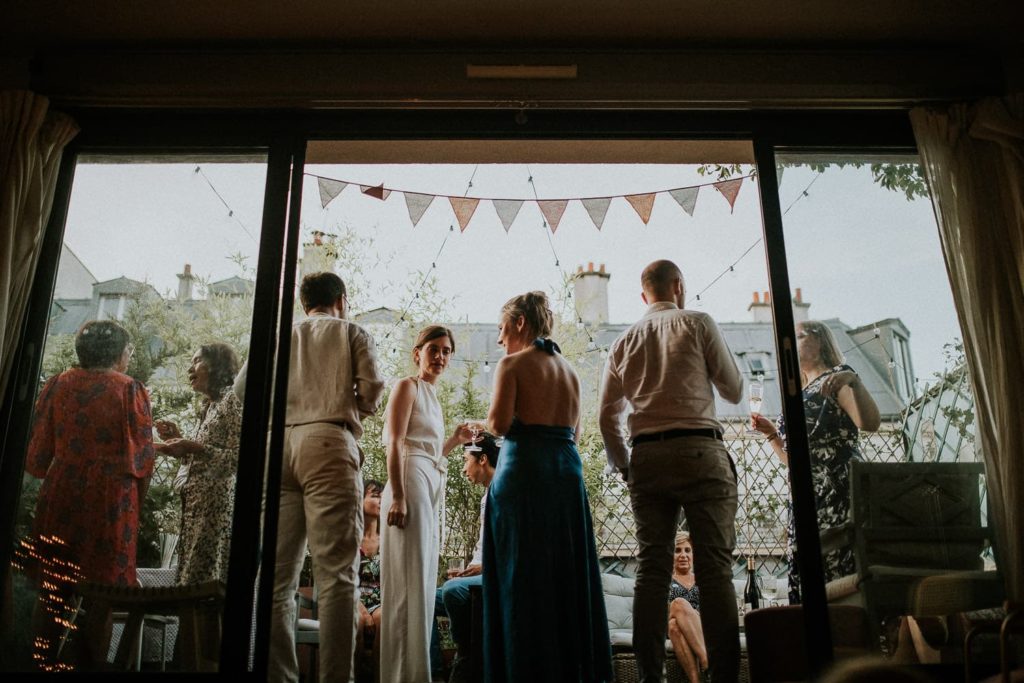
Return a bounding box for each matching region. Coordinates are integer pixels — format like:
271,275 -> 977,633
752,319 -> 880,603
27,320 -> 155,585
155,342 -> 242,584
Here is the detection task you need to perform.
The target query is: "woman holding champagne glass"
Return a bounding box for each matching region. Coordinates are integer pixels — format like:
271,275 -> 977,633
751,319 -> 880,603
379,325 -> 472,683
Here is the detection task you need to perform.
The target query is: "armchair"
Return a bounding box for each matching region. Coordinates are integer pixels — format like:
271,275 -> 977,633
826,462 -> 1004,649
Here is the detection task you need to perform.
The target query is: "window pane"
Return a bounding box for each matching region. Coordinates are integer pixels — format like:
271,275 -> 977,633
299,145 -> 783,679
772,153 -> 992,652
7,156 -> 266,672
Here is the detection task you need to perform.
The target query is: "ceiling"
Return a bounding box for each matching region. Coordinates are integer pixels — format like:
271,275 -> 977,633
4,1 -> 1021,52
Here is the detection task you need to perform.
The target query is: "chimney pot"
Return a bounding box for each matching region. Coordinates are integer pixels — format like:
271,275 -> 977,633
577,265 -> 583,274
599,263 -> 605,274
588,261 -> 594,272
184,263 -> 192,275
753,291 -> 760,304
795,287 -> 803,303
763,290 -> 770,302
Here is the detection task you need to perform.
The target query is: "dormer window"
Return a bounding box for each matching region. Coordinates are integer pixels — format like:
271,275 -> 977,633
98,294 -> 126,321
746,357 -> 766,374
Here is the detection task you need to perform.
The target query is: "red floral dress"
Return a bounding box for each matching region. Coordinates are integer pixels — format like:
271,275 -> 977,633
26,368 -> 155,586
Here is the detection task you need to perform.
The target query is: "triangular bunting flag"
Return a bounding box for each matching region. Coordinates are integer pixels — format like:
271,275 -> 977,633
317,177 -> 348,208
714,178 -> 743,213
625,193 -> 657,225
537,200 -> 569,233
492,199 -> 524,233
404,192 -> 434,227
668,187 -> 699,216
580,198 -> 612,230
360,184 -> 391,201
449,197 -> 480,232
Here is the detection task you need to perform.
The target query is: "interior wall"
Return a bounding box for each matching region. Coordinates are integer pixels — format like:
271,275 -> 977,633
29,48 -> 1006,109
0,56 -> 31,91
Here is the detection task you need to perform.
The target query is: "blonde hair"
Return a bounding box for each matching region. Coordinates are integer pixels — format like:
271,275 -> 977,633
674,532 -> 691,548
800,320 -> 844,368
501,291 -> 554,339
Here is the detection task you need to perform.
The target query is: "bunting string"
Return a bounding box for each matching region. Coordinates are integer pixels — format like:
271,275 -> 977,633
305,171 -> 753,234
379,165 -> 479,346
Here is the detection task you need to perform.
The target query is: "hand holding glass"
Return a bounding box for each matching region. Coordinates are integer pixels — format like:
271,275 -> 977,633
746,380 -> 764,435
463,418 -> 486,452
447,557 -> 465,577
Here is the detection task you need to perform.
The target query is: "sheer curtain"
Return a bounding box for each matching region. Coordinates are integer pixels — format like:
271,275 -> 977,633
910,95 -> 1024,601
0,90 -> 78,399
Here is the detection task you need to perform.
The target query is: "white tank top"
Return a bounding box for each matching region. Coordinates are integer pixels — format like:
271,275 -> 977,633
402,377 -> 444,462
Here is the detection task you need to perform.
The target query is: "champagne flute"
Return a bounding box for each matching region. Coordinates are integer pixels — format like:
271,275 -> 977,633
462,418 -> 486,452
746,378 -> 765,435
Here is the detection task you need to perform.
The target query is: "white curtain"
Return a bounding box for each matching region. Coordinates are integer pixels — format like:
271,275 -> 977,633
0,90 -> 79,399
910,95 -> 1024,601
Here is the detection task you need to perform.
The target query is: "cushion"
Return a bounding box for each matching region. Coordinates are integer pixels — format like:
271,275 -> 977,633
602,573 -> 635,633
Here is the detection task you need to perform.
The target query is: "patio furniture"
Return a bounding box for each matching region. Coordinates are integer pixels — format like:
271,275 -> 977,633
825,462 -> 1004,649
76,579 -> 225,671
294,586 -> 319,680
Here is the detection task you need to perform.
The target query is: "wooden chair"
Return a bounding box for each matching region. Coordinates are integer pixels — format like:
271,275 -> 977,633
75,579 -> 225,671
827,462 -> 1004,649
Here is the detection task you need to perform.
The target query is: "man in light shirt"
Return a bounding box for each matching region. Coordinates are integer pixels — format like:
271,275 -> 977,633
599,260 -> 743,683
431,432 -> 499,683
237,271 -> 385,683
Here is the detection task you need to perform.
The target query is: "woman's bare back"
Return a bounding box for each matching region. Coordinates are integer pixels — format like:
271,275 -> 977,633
507,346 -> 581,428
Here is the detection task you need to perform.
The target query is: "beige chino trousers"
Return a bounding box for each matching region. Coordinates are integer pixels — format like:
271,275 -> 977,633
269,423 -> 363,683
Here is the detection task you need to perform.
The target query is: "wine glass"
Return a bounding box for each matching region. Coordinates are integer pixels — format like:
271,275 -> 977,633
462,418 -> 486,452
746,378 -> 764,435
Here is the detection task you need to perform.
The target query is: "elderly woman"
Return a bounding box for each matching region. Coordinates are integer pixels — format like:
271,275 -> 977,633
155,342 -> 242,585
752,319 -> 880,603
484,291 -> 612,683
27,320 -> 155,585
25,320 -> 154,665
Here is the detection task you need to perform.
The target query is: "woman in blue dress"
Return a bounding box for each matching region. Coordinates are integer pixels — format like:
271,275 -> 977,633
483,291 -> 612,683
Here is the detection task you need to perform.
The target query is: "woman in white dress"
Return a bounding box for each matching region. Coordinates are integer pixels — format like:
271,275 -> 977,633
379,325 -> 470,683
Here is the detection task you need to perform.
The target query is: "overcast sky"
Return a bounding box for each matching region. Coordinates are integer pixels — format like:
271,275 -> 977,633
62,158 -> 959,381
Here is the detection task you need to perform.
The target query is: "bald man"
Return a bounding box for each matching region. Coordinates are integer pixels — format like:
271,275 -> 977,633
599,259 -> 743,683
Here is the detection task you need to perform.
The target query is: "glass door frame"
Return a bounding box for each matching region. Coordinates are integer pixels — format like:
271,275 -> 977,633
0,108 -> 918,678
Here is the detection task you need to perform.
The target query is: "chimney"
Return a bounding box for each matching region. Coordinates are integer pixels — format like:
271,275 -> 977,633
574,262 -> 611,325
176,263 -> 194,302
300,233 -> 338,280
748,290 -> 772,323
792,288 -> 811,324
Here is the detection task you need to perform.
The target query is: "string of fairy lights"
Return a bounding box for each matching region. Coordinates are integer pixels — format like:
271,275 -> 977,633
193,163 -> 921,388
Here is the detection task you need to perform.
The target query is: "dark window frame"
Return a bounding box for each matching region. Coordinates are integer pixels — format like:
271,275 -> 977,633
0,107 -> 917,678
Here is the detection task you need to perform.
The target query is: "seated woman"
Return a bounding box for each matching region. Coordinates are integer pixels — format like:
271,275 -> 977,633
667,533 -> 707,683
355,479 -> 383,680
155,342 -> 242,584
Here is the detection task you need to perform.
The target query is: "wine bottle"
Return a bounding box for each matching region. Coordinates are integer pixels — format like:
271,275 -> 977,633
743,556 -> 761,612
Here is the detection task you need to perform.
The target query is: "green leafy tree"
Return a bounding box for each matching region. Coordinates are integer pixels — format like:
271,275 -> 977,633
698,161 -> 930,201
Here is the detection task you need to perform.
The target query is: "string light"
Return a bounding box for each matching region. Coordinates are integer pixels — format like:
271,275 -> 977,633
692,171 -> 823,308
193,165 -> 257,243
